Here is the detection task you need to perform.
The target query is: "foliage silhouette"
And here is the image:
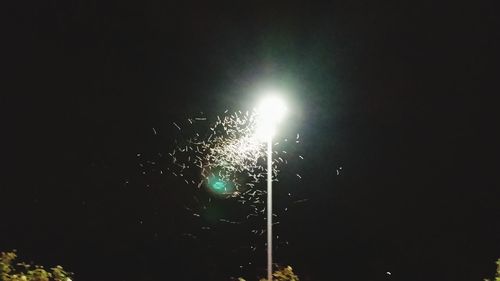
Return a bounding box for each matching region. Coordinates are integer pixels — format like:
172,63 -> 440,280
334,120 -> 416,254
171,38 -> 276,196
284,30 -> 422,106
484,259 -> 500,281
1,251 -> 72,281
238,265 -> 299,281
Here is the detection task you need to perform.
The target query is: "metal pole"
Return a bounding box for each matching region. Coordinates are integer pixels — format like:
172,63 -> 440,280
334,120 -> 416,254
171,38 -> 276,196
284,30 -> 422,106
267,136 -> 273,281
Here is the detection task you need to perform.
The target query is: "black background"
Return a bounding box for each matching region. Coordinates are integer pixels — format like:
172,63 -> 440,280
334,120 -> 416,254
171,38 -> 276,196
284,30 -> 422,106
2,1 -> 498,281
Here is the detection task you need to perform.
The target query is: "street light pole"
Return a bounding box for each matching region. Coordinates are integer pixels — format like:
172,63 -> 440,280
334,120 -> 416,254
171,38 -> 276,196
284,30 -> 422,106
267,135 -> 273,281
255,94 -> 286,281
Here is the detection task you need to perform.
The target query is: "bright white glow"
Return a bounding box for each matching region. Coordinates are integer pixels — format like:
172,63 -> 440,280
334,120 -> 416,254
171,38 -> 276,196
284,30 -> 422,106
255,94 -> 287,141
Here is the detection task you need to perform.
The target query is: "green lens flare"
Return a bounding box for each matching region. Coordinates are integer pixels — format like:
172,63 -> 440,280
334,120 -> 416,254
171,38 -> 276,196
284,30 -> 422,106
212,180 -> 226,191
207,174 -> 234,195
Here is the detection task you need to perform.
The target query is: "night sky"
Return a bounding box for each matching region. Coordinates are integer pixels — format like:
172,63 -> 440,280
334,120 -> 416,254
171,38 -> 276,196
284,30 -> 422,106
2,1 -> 498,281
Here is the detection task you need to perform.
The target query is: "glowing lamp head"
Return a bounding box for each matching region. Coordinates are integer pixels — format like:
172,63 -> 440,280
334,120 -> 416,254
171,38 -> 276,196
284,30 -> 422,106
255,94 -> 287,141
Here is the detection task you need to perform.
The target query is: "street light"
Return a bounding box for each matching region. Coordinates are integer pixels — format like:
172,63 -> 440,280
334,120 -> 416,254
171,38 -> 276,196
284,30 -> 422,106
255,93 -> 287,281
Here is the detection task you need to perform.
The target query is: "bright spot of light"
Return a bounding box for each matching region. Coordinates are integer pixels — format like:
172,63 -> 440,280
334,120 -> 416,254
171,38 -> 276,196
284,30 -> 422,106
255,94 -> 287,141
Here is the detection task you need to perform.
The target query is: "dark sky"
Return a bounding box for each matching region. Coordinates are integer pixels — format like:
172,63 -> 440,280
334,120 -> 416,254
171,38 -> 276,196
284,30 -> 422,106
2,1 -> 498,281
